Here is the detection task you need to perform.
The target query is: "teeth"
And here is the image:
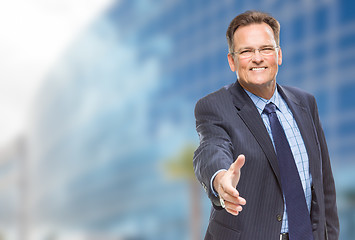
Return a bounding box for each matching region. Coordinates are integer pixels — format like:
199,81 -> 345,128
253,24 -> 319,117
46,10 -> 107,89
252,67 -> 266,71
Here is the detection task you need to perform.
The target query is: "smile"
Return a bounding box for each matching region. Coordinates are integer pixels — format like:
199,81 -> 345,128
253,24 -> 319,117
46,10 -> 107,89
250,67 -> 267,71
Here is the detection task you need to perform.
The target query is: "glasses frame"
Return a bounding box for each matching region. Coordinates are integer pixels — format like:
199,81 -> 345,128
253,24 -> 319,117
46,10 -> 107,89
230,46 -> 280,59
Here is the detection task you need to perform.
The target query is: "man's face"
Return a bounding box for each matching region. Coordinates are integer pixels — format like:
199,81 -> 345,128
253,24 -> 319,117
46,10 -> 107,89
227,23 -> 282,98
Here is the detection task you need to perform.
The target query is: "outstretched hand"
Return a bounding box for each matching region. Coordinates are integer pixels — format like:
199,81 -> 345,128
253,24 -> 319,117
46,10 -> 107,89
213,154 -> 246,215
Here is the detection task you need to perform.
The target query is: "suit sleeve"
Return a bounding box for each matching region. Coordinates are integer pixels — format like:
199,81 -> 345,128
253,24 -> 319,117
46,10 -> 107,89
311,96 -> 340,239
193,96 -> 234,208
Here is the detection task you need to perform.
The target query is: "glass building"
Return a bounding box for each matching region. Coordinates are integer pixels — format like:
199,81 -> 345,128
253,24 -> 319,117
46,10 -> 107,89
0,0 -> 354,239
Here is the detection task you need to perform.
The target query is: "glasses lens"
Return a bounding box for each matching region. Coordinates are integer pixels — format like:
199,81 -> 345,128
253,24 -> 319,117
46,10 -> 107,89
259,47 -> 275,55
239,50 -> 253,58
236,47 -> 277,58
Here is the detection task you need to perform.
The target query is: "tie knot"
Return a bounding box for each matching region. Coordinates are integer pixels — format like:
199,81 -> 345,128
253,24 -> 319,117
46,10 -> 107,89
263,102 -> 277,115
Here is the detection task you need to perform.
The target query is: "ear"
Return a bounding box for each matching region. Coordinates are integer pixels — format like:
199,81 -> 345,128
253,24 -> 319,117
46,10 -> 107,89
277,47 -> 282,66
227,53 -> 236,72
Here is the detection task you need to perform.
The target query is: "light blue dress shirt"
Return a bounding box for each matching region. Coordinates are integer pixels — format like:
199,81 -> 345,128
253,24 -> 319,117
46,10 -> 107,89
245,88 -> 312,233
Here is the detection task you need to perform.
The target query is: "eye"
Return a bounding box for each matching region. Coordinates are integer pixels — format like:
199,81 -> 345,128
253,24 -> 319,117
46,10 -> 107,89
240,49 -> 253,55
260,47 -> 274,54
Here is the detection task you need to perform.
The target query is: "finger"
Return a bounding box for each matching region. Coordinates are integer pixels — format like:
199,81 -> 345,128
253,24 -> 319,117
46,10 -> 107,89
221,192 -> 246,205
220,192 -> 238,203
226,208 -> 240,216
226,204 -> 243,212
226,209 -> 240,216
237,196 -> 246,205
225,203 -> 243,215
221,183 -> 239,198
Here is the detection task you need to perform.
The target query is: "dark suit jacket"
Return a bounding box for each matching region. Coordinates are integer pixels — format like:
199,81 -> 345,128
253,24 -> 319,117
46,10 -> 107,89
193,81 -> 339,240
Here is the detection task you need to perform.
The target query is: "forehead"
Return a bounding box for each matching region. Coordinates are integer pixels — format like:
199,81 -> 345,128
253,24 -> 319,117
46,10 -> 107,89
233,23 -> 276,48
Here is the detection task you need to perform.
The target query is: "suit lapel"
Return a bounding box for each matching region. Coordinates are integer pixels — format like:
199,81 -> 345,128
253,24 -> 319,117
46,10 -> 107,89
229,82 -> 281,187
228,82 -> 319,193
278,85 -> 319,180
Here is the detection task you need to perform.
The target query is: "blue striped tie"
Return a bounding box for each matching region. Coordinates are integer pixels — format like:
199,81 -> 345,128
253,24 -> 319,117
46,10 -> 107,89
263,102 -> 313,240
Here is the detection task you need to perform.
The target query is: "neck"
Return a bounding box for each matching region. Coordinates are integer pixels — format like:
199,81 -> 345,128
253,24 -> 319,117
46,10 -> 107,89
239,81 -> 276,100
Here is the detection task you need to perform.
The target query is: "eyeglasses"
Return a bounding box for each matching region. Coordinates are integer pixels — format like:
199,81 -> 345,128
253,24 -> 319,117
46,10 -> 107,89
231,46 -> 279,59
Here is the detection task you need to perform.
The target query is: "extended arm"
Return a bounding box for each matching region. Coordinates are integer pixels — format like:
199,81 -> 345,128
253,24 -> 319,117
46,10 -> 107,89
193,96 -> 245,213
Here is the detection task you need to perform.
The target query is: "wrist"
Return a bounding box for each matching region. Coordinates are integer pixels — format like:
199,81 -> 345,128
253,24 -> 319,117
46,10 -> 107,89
213,170 -> 227,194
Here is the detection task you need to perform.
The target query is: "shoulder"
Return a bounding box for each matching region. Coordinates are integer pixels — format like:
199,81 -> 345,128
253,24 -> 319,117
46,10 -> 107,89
281,85 -> 313,97
195,83 -> 234,109
279,85 -> 319,117
280,85 -> 316,105
198,83 -> 234,102
194,83 -> 236,118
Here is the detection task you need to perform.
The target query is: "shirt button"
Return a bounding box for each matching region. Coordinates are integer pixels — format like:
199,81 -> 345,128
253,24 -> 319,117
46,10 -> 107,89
276,214 -> 282,222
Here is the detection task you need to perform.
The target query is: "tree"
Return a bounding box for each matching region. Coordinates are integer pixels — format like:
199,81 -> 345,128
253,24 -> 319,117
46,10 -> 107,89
164,144 -> 202,240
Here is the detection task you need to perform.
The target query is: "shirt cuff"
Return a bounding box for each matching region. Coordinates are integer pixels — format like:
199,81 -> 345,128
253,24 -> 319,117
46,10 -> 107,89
210,169 -> 227,197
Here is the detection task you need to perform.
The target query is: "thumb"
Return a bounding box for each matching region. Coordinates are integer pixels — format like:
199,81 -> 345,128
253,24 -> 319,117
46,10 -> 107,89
229,154 -> 245,188
230,154 -> 245,173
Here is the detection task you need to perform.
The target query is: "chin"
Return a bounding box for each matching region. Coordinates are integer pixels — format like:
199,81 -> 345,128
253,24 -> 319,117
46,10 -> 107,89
251,79 -> 272,86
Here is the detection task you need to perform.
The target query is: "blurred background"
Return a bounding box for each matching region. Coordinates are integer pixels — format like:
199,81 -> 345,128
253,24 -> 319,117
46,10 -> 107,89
0,0 -> 354,239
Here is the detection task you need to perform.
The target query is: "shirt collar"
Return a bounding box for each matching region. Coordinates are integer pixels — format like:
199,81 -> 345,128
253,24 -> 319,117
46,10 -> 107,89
244,87 -> 282,115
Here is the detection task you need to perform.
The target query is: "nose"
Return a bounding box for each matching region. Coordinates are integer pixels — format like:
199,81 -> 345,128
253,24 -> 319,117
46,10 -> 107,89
252,49 -> 263,63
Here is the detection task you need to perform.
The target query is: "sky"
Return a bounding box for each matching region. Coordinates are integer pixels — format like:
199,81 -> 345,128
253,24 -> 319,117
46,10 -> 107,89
0,0 -> 115,148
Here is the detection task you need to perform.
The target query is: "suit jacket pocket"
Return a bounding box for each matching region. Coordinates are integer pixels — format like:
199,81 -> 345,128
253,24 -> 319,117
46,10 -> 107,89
207,219 -> 241,240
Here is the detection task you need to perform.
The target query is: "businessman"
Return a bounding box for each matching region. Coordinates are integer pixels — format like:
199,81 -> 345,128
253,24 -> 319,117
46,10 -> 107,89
193,11 -> 339,240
